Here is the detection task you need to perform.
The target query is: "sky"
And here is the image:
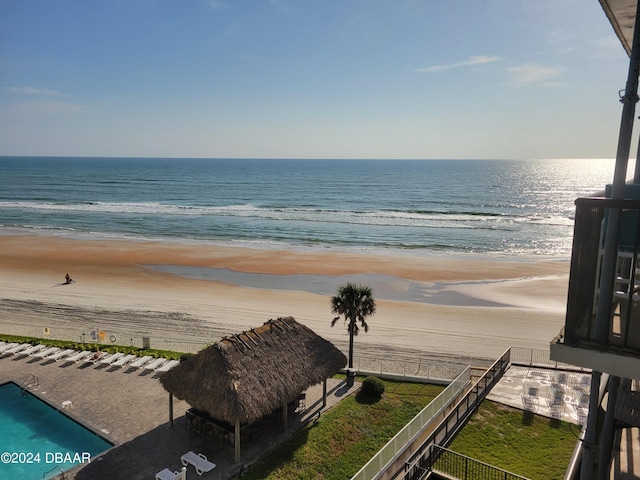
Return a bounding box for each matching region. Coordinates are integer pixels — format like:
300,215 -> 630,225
0,0 -> 633,159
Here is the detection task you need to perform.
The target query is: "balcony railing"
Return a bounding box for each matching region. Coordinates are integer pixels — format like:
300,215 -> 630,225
430,445 -> 528,480
564,197 -> 640,355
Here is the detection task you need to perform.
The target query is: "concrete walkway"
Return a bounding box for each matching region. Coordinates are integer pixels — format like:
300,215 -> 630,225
0,347 -> 359,480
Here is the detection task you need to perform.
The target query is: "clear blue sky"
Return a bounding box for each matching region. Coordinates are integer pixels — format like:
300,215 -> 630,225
0,0 -> 632,159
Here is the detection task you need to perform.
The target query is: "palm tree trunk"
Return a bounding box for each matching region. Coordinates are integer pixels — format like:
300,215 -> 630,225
348,318 -> 355,369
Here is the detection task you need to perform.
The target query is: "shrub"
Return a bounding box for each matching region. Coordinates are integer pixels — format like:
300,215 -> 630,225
361,376 -> 385,399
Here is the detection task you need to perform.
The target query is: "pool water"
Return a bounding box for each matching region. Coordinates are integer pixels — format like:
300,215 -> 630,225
0,382 -> 113,479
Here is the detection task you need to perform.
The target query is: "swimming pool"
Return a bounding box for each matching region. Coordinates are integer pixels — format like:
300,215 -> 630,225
0,381 -> 113,479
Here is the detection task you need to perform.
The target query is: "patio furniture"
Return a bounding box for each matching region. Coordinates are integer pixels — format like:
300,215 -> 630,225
65,350 -> 93,363
521,385 -> 540,412
547,386 -> 566,419
297,392 -> 306,411
34,347 -> 60,358
16,344 -> 45,356
0,343 -> 18,353
144,357 -> 168,371
100,352 -> 124,365
111,353 -> 136,368
155,468 -> 185,480
50,349 -> 76,361
157,359 -> 180,372
186,408 -> 240,446
84,351 -> 107,363
129,355 -> 152,368
4,343 -> 30,355
180,451 -> 216,475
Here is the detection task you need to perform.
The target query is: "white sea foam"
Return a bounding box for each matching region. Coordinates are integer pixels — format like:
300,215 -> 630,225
0,157 -> 616,256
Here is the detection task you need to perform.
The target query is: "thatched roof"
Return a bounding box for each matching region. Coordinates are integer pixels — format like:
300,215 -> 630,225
159,316 -> 347,424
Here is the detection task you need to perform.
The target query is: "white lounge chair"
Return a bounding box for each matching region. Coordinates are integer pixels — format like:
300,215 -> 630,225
129,355 -> 152,368
157,359 -> 180,372
155,468 -> 185,480
180,451 -> 216,475
50,349 -> 75,361
111,353 -> 136,368
1,343 -> 17,355
0,342 -> 18,353
43,347 -> 63,358
144,357 -> 167,371
3,343 -> 30,355
96,352 -> 115,364
84,351 -> 107,363
65,350 -> 92,363
29,344 -> 48,356
34,347 -> 60,358
17,344 -> 45,356
15,343 -> 34,354
17,344 -> 34,354
100,352 -> 124,365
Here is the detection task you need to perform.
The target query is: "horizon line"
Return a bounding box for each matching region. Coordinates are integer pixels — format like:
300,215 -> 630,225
0,155 -> 618,162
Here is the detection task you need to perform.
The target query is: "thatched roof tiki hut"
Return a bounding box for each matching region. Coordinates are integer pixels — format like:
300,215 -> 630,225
160,316 -> 347,462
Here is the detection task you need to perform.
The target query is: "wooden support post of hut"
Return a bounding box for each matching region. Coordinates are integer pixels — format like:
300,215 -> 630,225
282,404 -> 288,432
235,421 -> 240,463
169,392 -> 174,428
323,379 -> 328,408
160,316 -> 347,464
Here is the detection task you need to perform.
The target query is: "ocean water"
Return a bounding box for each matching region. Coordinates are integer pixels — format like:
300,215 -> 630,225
0,156 -> 621,258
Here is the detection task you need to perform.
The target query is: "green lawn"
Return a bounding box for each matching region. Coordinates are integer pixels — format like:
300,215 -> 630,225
241,382 -> 581,480
241,378 -> 444,480
447,400 -> 581,480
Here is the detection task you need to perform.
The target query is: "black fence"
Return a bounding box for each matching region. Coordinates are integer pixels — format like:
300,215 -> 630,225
430,445 -> 528,480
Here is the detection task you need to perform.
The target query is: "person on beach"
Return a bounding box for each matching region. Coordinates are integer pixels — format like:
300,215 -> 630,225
65,273 -> 72,284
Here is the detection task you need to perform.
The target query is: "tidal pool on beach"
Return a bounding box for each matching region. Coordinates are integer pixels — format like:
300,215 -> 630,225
146,265 -> 509,307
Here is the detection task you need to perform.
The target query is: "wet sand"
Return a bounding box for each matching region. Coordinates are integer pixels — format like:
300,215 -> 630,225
0,233 -> 569,363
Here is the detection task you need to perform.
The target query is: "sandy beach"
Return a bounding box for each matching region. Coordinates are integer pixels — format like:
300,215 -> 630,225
0,233 -> 570,364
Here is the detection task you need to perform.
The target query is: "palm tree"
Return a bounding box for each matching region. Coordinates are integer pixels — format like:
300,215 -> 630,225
331,283 -> 376,370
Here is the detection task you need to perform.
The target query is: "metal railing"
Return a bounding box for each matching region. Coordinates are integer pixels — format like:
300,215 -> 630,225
350,367 -> 471,480
430,445 -> 528,480
565,197 -> 640,353
0,320 -> 468,380
354,355 -> 468,382
20,373 -> 39,394
350,348 -> 573,480
509,347 -> 589,372
0,321 -> 209,353
401,348 -> 511,480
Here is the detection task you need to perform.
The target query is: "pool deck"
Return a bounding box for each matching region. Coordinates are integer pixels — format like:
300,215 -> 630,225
0,347 -> 359,480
